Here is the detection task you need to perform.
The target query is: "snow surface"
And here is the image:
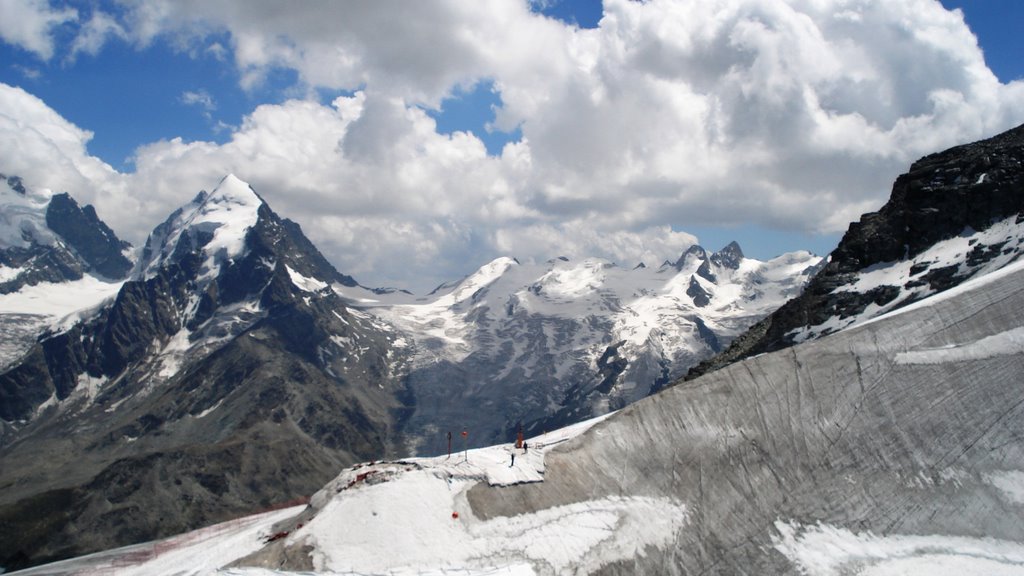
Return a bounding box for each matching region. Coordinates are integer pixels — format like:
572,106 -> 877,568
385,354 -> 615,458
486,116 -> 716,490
263,411 -> 687,575
0,275 -> 123,367
773,520 -> 1024,576
985,471 -> 1024,506
286,264 -> 328,292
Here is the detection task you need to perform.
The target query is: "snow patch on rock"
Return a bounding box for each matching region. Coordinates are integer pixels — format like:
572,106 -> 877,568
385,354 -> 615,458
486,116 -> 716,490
286,265 -> 328,293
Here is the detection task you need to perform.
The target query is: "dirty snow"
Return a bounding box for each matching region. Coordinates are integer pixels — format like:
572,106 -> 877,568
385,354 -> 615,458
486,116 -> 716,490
985,471 -> 1024,506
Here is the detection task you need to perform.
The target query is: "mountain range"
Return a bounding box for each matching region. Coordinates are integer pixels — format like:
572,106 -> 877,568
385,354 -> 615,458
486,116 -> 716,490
0,172 -> 820,569
7,122 -> 1024,575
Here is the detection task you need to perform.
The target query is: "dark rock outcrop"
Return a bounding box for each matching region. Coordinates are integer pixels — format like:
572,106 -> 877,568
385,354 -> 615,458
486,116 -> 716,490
686,275 -> 712,307
46,192 -> 132,279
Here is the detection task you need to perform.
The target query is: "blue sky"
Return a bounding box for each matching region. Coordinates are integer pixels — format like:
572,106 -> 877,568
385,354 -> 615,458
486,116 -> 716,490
1,0 -> 1023,291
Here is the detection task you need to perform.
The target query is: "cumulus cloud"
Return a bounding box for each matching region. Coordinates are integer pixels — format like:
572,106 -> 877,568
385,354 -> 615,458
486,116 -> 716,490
0,0 -> 77,60
2,0 -> 1024,292
0,84 -> 120,194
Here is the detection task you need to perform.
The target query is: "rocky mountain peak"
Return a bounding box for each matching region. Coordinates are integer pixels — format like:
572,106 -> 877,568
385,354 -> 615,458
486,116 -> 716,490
137,174 -> 263,280
45,192 -> 132,279
673,244 -> 707,270
710,241 -> 744,269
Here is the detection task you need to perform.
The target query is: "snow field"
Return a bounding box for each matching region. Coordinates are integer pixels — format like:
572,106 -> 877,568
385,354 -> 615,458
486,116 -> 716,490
271,412 -> 687,575
295,467 -> 686,574
773,520 -> 1024,576
0,274 -> 123,317
374,249 -> 818,378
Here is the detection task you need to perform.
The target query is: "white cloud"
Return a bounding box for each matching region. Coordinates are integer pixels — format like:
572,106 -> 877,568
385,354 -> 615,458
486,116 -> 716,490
2,0 -> 1024,293
67,10 -> 127,61
0,0 -> 77,60
0,84 -> 119,192
180,89 -> 216,119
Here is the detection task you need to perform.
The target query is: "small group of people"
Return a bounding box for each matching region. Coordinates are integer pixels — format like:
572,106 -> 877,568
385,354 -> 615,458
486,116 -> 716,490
510,441 -> 528,466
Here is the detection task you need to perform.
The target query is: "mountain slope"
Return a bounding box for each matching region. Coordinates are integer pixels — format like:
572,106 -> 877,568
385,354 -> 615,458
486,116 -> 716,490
689,122 -> 1024,378
460,257 -> 1024,575
0,175 -> 407,571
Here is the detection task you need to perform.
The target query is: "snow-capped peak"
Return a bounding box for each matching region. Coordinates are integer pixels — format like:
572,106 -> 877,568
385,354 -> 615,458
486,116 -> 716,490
138,174 -> 264,280
429,256 -> 518,307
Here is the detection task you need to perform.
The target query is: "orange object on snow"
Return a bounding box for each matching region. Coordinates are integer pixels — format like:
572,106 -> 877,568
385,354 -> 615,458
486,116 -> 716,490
452,511 -> 460,519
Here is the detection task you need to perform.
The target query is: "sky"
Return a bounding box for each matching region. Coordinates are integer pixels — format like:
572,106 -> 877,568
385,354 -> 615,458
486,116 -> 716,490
1,0 -> 1023,293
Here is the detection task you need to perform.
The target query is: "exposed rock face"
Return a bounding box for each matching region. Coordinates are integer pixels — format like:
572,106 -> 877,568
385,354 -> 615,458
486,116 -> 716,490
45,192 -> 132,279
0,176 -> 406,570
689,122 -> 1024,379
